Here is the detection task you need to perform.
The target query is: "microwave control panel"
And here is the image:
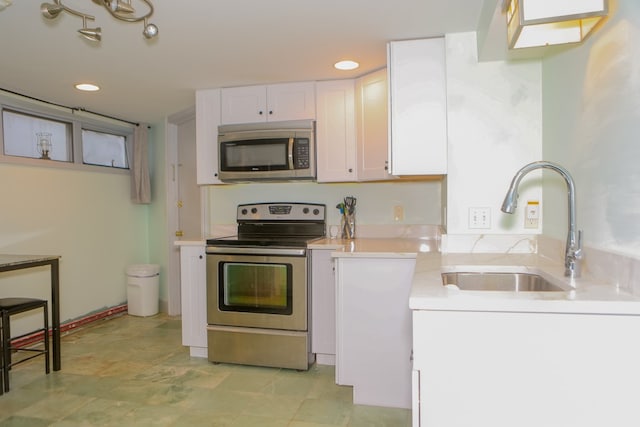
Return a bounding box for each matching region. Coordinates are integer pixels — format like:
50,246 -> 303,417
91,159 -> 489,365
293,138 -> 310,169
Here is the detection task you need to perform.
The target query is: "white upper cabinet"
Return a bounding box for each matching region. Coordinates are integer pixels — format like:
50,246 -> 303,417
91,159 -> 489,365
356,68 -> 395,181
195,89 -> 224,185
316,70 -> 395,183
387,37 -> 447,175
315,79 -> 357,182
220,82 -> 316,124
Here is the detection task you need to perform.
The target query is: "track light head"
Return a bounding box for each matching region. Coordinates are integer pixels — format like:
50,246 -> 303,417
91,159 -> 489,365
78,27 -> 102,42
41,2 -> 64,19
143,21 -> 158,39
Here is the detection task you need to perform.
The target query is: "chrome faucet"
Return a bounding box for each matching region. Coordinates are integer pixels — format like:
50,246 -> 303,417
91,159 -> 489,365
501,161 -> 583,279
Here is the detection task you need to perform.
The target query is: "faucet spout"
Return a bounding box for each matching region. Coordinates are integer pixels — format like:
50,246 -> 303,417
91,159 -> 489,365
501,161 -> 583,279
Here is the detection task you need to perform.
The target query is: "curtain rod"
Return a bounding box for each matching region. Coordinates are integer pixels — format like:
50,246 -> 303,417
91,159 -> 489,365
0,87 -> 142,127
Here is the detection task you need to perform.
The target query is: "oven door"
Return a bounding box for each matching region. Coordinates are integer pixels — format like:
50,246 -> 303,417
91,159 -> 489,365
206,247 -> 308,331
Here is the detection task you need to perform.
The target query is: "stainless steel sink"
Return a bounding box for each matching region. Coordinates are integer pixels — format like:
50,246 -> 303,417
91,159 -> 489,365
442,272 -> 566,292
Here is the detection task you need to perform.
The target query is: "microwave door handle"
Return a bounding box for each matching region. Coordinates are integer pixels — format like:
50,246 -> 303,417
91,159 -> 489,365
288,137 -> 294,169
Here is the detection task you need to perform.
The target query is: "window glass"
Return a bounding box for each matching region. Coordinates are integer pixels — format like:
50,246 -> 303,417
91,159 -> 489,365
82,129 -> 128,169
2,109 -> 72,161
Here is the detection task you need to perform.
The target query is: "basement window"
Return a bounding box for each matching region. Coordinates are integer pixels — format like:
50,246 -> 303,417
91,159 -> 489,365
0,100 -> 133,172
2,109 -> 73,162
82,129 -> 128,169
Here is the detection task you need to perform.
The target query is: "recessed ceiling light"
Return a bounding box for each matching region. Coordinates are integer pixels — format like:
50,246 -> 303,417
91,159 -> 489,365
75,83 -> 100,92
334,60 -> 359,71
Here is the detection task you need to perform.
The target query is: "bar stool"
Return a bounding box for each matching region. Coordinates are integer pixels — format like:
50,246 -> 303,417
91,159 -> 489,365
0,298 -> 50,393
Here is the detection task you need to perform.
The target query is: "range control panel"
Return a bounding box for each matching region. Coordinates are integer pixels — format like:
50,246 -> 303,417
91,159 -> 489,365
237,203 -> 325,221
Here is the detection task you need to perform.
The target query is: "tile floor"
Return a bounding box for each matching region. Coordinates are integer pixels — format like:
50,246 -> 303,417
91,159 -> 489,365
0,314 -> 411,426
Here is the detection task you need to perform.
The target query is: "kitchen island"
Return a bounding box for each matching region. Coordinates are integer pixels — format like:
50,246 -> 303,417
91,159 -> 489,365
410,251 -> 640,427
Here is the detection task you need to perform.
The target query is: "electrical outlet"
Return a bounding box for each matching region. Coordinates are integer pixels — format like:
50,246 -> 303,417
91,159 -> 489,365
469,207 -> 491,229
394,205 -> 404,222
524,201 -> 540,229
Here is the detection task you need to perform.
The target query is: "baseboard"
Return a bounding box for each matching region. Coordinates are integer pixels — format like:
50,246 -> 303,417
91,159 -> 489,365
12,303 -> 129,349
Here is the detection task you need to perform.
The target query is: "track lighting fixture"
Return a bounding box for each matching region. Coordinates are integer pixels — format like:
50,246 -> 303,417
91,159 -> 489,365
40,0 -> 158,42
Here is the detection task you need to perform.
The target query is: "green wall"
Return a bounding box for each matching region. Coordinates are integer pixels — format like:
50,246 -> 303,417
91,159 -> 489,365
541,0 -> 640,258
0,162 -> 150,326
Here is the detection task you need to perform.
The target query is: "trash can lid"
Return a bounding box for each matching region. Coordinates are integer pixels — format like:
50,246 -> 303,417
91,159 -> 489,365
126,264 -> 160,277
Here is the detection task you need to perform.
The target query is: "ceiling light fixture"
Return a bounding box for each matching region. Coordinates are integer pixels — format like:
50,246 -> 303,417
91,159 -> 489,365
0,0 -> 12,11
75,83 -> 100,92
40,0 -> 158,42
334,60 -> 360,71
506,0 -> 608,49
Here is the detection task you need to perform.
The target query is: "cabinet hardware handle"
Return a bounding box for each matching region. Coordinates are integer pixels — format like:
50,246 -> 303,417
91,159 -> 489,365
269,110 -> 273,115
259,111 -> 263,115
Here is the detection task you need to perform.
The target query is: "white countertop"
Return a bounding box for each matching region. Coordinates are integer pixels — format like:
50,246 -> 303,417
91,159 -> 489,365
410,252 -> 640,315
309,237 -> 438,258
176,235 -> 640,316
174,240 -> 206,247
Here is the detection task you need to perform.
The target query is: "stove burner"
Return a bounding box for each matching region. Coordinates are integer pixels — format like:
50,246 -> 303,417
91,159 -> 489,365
207,202 -> 326,248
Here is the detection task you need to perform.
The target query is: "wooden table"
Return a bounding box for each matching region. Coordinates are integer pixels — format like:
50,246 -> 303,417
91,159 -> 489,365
0,255 -> 61,371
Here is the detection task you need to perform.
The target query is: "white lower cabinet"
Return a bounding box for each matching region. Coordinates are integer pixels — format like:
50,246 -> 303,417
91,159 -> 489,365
335,256 -> 415,408
412,310 -> 640,427
310,249 -> 336,365
179,244 -> 208,357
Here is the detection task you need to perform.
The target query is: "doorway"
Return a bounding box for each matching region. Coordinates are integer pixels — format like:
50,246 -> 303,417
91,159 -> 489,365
166,108 -> 206,315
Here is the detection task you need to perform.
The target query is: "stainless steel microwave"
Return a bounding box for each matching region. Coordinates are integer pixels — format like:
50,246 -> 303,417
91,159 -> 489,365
217,120 -> 316,182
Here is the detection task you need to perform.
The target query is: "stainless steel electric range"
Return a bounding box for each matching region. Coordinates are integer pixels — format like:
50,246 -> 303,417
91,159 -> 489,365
205,202 -> 326,370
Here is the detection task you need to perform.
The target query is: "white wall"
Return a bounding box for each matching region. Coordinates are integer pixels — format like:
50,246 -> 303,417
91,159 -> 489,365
445,32 -> 543,235
207,180 -> 442,232
541,0 -> 640,258
147,122 -> 171,306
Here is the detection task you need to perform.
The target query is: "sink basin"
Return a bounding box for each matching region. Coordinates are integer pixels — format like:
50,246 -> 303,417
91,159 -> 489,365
442,272 -> 566,292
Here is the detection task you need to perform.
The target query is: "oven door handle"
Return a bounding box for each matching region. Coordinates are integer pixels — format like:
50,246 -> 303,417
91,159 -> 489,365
206,246 -> 306,256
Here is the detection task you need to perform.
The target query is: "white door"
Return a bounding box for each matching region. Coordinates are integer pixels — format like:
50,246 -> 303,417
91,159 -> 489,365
166,109 -> 205,316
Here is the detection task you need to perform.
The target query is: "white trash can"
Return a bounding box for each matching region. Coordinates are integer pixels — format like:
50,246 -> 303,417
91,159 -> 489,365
126,264 -> 160,317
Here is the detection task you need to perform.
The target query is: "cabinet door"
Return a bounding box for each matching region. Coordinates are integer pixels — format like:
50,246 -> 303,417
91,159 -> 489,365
195,89 -> 224,185
180,245 -> 207,353
267,82 -> 316,122
310,249 -> 336,364
356,68 -> 395,181
388,37 -> 447,175
220,85 -> 267,124
315,80 -> 357,182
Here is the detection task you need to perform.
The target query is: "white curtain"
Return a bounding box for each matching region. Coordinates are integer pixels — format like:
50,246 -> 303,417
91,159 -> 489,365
131,124 -> 151,204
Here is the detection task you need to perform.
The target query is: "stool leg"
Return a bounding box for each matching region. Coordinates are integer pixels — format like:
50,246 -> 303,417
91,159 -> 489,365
2,310 -> 9,393
44,303 -> 50,375
0,313 -> 4,396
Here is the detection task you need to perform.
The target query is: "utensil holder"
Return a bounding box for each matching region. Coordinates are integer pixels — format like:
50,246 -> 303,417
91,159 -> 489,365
341,213 -> 356,239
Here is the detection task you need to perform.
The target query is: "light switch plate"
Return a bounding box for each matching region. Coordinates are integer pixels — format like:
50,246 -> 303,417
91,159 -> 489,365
469,207 -> 491,229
